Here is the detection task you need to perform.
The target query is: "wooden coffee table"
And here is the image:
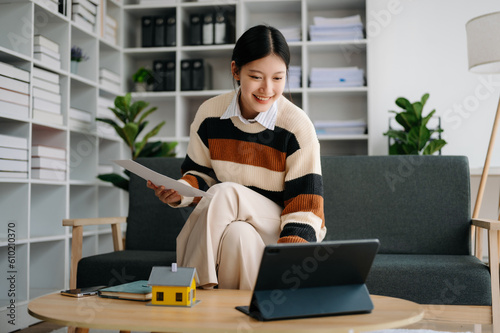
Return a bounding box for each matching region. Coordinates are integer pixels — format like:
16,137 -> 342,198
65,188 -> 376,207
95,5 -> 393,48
28,289 -> 424,332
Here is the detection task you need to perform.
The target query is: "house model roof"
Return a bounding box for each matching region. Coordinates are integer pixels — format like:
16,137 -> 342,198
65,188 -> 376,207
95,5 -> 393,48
148,266 -> 199,287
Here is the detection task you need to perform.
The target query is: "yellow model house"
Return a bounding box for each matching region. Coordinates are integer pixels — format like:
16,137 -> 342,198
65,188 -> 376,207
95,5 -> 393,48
148,265 -> 199,307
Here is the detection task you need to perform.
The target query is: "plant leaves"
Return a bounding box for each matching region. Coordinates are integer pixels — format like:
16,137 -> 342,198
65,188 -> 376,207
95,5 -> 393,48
123,122 -> 139,147
107,107 -> 127,124
395,97 -> 412,112
408,126 -> 431,151
129,100 -> 149,122
421,93 -> 429,107
137,106 -> 158,125
383,129 -> 408,143
133,121 -> 165,158
421,109 -> 436,127
97,173 -> 129,191
95,117 -> 129,143
395,112 -> 417,131
412,102 -> 423,119
423,139 -> 447,155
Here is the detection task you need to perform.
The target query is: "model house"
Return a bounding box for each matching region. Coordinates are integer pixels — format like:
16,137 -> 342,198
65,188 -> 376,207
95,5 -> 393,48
148,266 -> 199,307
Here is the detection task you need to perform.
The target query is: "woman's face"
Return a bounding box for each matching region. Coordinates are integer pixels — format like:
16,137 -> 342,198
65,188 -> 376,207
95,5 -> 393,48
231,54 -> 287,120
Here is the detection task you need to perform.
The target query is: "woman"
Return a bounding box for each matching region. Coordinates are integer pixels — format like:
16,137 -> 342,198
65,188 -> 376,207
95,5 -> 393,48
147,24 -> 326,290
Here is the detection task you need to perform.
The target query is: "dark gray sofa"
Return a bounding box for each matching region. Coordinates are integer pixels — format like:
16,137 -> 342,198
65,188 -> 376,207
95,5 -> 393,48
73,155 -> 495,310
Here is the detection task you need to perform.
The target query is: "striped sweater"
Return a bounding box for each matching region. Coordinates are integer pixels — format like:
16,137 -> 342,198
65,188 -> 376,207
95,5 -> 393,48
177,91 -> 326,243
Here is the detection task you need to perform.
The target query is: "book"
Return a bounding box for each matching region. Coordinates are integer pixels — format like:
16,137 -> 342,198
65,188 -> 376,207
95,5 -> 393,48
99,77 -> 120,93
69,107 -> 92,122
165,15 -> 176,46
153,16 -> 165,47
32,66 -> 60,84
98,280 -> 152,301
0,134 -> 28,149
0,147 -> 28,161
32,145 -> 66,160
141,16 -> 154,47
70,118 -> 92,131
72,0 -> 97,16
31,168 -> 66,181
0,87 -> 29,106
0,159 -> 28,172
72,14 -> 95,33
0,100 -> 29,119
72,4 -> 96,24
33,45 -> 61,60
189,14 -> 202,45
32,77 -> 60,94
31,156 -> 67,171
33,52 -> 61,70
0,74 -> 30,94
0,171 -> 28,179
33,35 -> 60,53
33,97 -> 61,114
33,109 -> 64,125
0,62 -> 30,82
33,87 -> 61,104
99,68 -> 120,84
203,13 -> 214,45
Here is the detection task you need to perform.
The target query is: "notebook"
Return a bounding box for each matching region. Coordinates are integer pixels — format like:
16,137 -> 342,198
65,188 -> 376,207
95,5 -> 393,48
235,239 -> 380,321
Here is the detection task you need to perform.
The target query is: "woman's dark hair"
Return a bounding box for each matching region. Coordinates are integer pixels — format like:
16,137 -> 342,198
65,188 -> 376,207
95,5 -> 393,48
231,25 -> 290,86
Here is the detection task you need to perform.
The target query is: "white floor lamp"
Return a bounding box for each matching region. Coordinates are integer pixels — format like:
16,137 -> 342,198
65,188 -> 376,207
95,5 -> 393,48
466,11 -> 500,259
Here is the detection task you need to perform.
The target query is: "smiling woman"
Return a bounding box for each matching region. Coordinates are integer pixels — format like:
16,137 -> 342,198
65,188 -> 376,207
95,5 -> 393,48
146,25 -> 325,291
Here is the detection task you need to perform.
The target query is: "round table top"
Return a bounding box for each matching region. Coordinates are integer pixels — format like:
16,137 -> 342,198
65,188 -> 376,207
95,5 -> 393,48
28,289 -> 424,333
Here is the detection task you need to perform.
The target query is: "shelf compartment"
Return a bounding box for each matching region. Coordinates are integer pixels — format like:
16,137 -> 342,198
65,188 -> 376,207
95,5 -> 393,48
29,240 -> 65,299
33,4 -> 70,73
0,243 -> 28,306
71,26 -> 98,82
319,139 -> 367,156
99,41 -> 122,93
70,80 -> 97,133
0,183 -> 29,242
123,6 -> 176,49
124,51 -> 176,93
0,2 -> 33,57
98,185 -> 126,218
69,132 -> 98,182
30,183 -> 67,238
242,0 -> 302,38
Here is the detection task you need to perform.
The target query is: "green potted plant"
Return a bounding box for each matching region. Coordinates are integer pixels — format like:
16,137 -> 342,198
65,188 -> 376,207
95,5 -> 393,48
132,67 -> 155,92
96,93 -> 177,191
383,93 -> 447,155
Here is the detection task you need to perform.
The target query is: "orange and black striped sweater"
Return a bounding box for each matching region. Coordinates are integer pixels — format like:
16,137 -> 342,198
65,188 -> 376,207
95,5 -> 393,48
176,91 -> 326,243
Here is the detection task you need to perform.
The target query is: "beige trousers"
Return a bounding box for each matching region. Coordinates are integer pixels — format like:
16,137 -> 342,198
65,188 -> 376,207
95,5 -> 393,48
176,182 -> 282,290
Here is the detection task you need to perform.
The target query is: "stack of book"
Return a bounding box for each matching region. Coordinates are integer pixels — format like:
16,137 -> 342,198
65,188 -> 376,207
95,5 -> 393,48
139,0 -> 176,5
102,15 -> 118,45
69,107 -> 92,131
31,145 -> 67,181
32,67 -> 62,125
314,119 -> 367,136
99,68 -> 121,93
309,15 -> 364,41
0,62 -> 30,119
286,66 -> 301,90
33,35 -> 61,70
72,0 -> 98,34
280,26 -> 301,42
0,134 -> 28,179
97,96 -> 118,138
309,66 -> 364,88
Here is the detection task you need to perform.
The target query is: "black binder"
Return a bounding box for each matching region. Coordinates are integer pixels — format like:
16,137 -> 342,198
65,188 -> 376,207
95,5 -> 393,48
165,15 -> 176,46
191,59 -> 205,90
189,14 -> 202,45
153,60 -> 165,91
202,13 -> 214,45
235,239 -> 380,321
180,60 -> 192,91
142,16 -> 154,47
153,16 -> 165,47
165,60 -> 176,91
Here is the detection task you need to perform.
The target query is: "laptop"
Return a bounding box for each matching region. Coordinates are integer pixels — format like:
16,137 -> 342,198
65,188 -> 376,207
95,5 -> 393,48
235,239 -> 380,321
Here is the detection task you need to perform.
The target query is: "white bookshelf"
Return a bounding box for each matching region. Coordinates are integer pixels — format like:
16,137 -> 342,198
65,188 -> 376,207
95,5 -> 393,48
0,0 -> 369,331
0,1 -> 128,332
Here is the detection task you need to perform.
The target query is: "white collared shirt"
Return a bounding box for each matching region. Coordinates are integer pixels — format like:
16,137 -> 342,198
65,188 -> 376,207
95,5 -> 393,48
220,90 -> 278,130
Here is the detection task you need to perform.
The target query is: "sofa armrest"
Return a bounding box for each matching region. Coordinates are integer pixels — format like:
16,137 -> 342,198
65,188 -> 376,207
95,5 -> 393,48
63,217 -> 126,288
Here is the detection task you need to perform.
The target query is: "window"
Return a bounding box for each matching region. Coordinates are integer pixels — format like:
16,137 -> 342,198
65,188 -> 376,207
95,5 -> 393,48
156,292 -> 164,301
176,292 -> 183,302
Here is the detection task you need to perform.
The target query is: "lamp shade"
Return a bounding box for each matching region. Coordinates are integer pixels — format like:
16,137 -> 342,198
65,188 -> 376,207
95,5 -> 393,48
466,11 -> 500,73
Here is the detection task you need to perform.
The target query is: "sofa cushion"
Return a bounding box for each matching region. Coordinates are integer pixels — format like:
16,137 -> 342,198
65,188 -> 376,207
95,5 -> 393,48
77,250 -> 177,288
367,254 -> 492,305
126,158 -> 193,252
322,156 -> 471,255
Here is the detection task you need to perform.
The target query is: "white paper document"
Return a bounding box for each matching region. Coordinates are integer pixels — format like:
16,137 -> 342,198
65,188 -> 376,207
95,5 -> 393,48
114,159 -> 212,198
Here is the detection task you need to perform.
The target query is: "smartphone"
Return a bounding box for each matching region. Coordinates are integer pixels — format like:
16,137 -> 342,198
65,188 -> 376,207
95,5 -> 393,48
60,285 -> 106,298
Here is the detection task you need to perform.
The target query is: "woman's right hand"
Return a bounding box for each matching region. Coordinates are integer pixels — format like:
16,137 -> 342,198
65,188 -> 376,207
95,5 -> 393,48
147,180 -> 182,205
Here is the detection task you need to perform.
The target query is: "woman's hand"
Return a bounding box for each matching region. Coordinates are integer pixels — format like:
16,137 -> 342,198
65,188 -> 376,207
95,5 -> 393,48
147,180 -> 182,205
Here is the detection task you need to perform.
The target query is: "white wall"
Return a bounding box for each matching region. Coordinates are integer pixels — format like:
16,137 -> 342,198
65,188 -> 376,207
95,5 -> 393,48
367,0 -> 500,168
